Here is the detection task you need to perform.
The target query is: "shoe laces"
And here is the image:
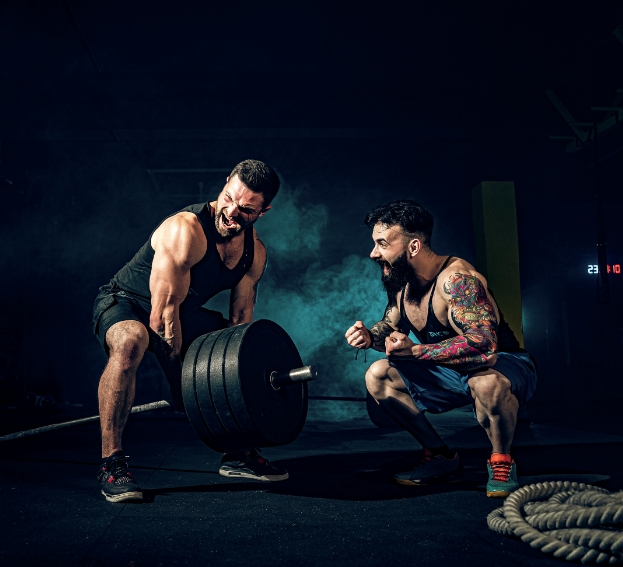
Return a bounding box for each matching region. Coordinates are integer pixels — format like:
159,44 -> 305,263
99,455 -> 134,484
414,449 -> 433,467
489,460 -> 512,482
244,449 -> 267,465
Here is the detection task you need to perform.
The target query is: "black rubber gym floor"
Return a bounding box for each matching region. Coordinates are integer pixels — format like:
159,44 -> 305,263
2,403 -> 622,567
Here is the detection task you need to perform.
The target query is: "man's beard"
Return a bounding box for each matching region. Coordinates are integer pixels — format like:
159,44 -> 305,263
376,252 -> 412,295
215,207 -> 244,238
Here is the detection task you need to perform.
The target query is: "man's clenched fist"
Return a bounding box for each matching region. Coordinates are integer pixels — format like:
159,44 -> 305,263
385,331 -> 415,357
345,321 -> 372,349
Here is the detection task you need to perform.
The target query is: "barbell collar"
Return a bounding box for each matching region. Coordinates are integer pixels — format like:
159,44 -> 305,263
270,365 -> 317,389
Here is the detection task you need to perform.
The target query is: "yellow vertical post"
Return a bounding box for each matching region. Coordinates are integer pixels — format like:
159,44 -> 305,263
472,182 -> 524,347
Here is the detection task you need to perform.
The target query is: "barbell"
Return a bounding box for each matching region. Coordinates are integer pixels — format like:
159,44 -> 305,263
181,319 -> 316,452
0,320 -> 317,451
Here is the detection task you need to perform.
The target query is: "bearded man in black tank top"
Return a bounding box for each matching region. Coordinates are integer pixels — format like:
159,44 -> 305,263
345,200 -> 537,498
92,160 -> 289,503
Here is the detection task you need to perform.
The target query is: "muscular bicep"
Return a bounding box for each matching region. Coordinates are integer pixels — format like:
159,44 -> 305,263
442,272 -> 498,350
150,247 -> 192,300
149,215 -> 205,304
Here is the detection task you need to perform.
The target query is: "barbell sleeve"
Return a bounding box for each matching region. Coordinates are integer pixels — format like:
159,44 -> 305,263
270,365 -> 317,389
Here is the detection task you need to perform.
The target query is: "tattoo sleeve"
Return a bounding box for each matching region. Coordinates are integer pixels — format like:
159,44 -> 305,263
410,273 -> 498,370
369,321 -> 394,350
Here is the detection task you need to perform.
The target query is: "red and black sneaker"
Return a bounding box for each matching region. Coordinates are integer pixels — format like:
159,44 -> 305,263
219,449 -> 289,481
97,451 -> 143,503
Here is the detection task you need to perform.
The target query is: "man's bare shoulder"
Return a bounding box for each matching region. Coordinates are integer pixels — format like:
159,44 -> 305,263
151,212 -> 207,265
152,212 -> 204,240
437,257 -> 488,298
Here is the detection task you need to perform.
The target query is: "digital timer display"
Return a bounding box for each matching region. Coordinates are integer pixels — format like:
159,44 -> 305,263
587,264 -> 621,274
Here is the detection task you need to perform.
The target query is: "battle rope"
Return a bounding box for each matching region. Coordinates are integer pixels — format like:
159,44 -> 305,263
488,481 -> 623,564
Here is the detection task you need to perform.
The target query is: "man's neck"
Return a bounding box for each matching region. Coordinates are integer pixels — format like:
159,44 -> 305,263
407,252 -> 446,299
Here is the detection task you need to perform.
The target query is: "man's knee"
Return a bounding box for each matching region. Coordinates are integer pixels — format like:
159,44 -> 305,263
468,371 -> 512,408
106,321 -> 149,370
365,359 -> 393,398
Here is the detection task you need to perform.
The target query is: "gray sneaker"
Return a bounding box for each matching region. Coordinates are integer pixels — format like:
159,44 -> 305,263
394,448 -> 464,486
219,449 -> 289,482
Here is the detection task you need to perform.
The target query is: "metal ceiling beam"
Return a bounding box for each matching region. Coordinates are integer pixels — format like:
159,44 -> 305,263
546,90 -> 589,144
547,89 -> 623,154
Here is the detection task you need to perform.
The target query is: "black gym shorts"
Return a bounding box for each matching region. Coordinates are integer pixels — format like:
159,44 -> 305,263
92,283 -> 228,361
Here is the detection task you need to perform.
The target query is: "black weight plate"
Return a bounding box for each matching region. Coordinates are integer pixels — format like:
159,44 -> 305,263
220,324 -> 265,448
202,326 -> 249,443
191,329 -> 240,452
225,320 -> 307,447
181,332 -> 214,444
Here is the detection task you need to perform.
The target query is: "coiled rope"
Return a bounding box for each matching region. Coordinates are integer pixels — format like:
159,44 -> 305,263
487,481 -> 623,564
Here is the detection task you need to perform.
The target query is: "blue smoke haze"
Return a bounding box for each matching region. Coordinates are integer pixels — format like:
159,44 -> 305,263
205,184 -> 388,404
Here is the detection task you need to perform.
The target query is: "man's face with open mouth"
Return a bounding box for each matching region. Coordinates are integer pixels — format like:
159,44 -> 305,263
215,175 -> 268,238
370,223 -> 413,295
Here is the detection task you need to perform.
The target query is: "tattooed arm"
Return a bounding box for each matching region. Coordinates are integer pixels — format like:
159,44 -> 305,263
345,293 -> 410,352
386,271 -> 498,370
228,233 -> 267,326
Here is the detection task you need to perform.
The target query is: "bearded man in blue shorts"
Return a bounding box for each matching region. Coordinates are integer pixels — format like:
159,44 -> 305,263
345,200 -> 537,498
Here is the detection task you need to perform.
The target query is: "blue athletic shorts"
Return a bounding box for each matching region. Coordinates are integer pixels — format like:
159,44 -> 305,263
388,352 -> 537,414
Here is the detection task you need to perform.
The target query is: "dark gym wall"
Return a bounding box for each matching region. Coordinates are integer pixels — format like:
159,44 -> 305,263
1,1 -> 622,417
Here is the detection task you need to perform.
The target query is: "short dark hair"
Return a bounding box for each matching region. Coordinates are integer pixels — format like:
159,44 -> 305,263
230,159 -> 280,206
364,200 -> 434,248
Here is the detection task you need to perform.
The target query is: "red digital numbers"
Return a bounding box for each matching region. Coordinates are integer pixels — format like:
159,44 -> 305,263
587,264 -> 621,274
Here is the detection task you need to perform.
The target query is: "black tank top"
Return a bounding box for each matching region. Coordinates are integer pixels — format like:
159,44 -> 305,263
110,202 -> 254,316
399,256 -> 522,352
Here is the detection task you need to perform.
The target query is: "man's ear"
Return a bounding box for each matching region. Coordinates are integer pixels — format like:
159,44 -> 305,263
409,238 -> 421,257
258,205 -> 272,217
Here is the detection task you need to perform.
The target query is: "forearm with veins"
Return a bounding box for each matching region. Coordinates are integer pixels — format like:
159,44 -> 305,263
368,303 -> 404,351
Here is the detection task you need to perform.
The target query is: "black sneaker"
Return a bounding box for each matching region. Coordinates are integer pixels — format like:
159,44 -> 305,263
219,449 -> 289,481
394,448 -> 464,486
97,451 -> 143,502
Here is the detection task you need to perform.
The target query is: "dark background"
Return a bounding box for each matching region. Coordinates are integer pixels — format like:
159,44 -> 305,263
1,0 -> 622,421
